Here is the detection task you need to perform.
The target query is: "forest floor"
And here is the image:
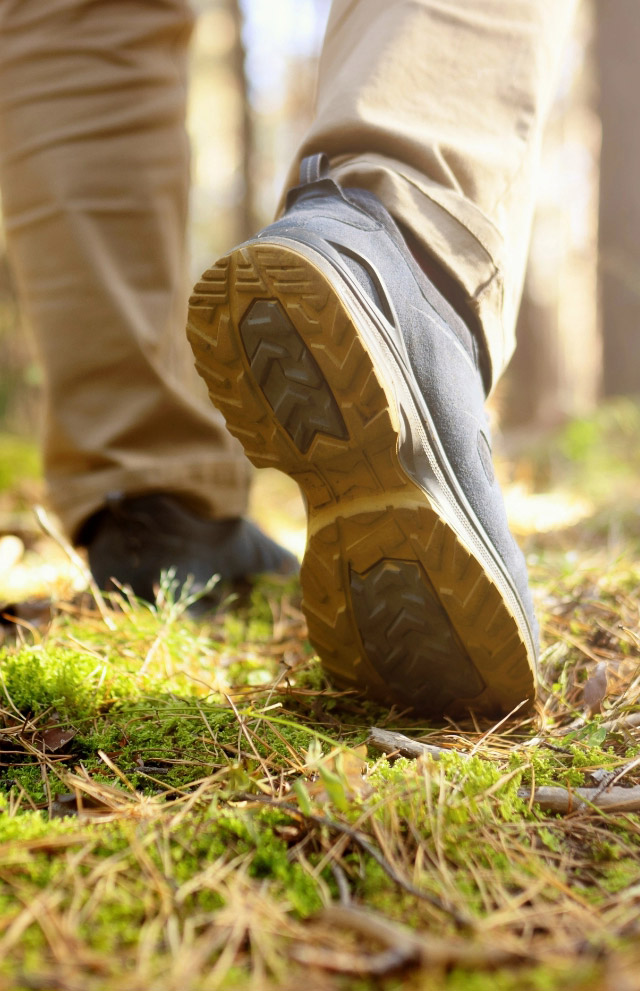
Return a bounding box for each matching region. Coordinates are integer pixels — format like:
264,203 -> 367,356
0,398 -> 639,991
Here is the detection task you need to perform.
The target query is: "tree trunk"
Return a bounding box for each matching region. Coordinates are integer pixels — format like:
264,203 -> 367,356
596,0 -> 640,397
499,2 -> 600,432
228,0 -> 257,242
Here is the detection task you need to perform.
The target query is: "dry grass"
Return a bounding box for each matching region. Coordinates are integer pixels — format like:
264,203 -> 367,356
0,402 -> 639,991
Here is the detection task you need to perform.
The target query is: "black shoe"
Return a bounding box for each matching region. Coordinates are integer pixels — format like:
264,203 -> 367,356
187,154 -> 537,715
80,492 -> 298,612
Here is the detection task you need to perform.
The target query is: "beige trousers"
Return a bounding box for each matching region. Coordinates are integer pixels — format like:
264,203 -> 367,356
0,0 -> 575,540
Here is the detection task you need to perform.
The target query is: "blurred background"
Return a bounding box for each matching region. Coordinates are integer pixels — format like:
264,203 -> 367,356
1,0 -> 639,594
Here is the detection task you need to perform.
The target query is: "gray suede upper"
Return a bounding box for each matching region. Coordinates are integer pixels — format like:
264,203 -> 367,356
257,170 -> 537,647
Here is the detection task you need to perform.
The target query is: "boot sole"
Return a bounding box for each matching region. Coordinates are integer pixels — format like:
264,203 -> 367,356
187,240 -> 536,716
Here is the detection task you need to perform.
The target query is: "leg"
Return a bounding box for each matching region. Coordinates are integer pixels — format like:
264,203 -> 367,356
0,0 -> 296,600
188,0 -> 576,712
284,0 -> 578,386
0,0 -> 249,540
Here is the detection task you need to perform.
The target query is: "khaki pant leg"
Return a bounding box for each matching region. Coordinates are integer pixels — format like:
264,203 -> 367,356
0,0 -> 250,540
284,0 -> 577,387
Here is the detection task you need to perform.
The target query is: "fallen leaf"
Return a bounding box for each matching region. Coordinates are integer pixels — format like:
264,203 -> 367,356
583,662 -> 608,717
40,727 -> 77,752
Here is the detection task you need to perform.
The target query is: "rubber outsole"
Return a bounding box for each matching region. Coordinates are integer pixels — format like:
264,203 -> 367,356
187,241 -> 536,716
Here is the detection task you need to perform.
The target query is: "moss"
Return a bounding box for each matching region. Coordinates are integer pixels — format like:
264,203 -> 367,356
511,737 -> 625,791
537,827 -> 562,854
0,808 -> 79,845
369,753 -> 527,834
443,961 -> 599,991
597,858 -> 639,894
0,644 -> 137,719
0,804 -> 324,971
2,763 -> 50,805
2,426 -> 640,991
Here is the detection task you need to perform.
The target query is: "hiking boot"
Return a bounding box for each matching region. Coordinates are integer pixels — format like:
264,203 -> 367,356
187,154 -> 537,715
80,492 -> 298,613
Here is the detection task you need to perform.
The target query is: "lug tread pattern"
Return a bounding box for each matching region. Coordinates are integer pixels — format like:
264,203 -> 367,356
302,504 -> 532,715
187,242 -> 536,716
239,299 -> 347,454
349,560 -> 485,714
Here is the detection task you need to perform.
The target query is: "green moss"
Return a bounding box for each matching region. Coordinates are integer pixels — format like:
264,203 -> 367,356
598,858 -> 639,894
0,645 -> 137,719
1,439 -> 640,991
511,736 -> 626,791
443,961 -> 599,991
0,808 -> 79,845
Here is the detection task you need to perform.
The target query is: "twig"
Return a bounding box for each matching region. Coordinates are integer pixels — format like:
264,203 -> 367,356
600,711 -> 640,732
591,754 -> 640,797
520,784 -> 640,814
367,727 -> 469,762
33,505 -> 115,630
229,794 -> 470,927
561,708 -> 640,737
369,727 -> 640,814
290,904 -> 526,976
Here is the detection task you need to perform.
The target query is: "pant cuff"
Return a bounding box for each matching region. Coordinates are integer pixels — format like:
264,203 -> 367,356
48,459 -> 253,543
